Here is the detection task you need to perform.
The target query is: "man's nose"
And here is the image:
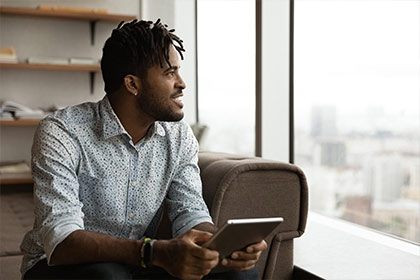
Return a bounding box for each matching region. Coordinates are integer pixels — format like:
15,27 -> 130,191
176,75 -> 186,89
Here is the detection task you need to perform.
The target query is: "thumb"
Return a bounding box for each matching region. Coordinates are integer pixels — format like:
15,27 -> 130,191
184,229 -> 213,245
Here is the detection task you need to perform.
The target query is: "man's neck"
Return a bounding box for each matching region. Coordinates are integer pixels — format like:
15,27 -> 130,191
107,91 -> 154,144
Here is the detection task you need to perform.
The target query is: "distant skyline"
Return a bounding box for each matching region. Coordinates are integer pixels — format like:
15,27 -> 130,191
296,105 -> 419,135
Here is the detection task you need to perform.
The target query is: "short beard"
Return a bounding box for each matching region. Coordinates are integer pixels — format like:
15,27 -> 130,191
137,83 -> 184,122
141,101 -> 184,122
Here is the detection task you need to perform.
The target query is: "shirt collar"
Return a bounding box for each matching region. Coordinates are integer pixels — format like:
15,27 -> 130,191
150,121 -> 166,137
100,96 -> 165,140
100,96 -> 126,139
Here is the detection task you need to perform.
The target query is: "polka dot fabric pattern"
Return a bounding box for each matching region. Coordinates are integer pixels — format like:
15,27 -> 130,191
20,96 -> 213,275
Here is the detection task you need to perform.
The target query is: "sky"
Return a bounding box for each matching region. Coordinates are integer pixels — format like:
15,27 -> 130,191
294,0 -> 420,132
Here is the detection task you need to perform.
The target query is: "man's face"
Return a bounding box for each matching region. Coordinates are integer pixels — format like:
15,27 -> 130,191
136,46 -> 186,122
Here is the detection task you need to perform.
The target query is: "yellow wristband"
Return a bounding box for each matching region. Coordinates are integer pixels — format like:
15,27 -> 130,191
140,237 -> 151,268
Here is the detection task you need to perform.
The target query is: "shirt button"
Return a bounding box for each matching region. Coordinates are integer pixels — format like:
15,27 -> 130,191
129,213 -> 134,218
131,181 -> 136,186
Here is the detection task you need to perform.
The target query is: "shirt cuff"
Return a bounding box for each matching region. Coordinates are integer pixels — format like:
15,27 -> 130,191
40,218 -> 84,265
172,212 -> 214,237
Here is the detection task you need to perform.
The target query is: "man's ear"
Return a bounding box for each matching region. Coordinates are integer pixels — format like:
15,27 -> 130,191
123,74 -> 141,96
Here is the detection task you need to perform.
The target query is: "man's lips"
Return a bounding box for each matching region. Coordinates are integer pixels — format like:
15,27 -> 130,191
171,90 -> 183,98
171,92 -> 184,108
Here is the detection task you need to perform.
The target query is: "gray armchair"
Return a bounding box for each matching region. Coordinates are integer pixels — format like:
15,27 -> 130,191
155,151 -> 309,280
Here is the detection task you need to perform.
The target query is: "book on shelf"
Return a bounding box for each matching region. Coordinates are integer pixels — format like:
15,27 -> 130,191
26,56 -> 69,65
0,46 -> 18,63
0,100 -> 47,120
0,161 -> 31,175
68,57 -> 97,65
14,110 -> 47,119
0,111 -> 14,120
37,5 -> 108,14
26,57 -> 98,66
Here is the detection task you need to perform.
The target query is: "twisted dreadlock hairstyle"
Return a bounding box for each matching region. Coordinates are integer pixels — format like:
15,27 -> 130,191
101,19 -> 185,94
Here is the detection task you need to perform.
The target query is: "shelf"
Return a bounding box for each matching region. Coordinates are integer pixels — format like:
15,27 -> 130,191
0,119 -> 41,126
1,62 -> 100,93
0,6 -> 137,45
0,62 -> 100,72
0,172 -> 33,185
0,6 -> 136,22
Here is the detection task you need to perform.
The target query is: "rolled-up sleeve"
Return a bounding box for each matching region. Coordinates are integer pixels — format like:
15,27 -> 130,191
166,125 -> 213,237
32,118 -> 84,264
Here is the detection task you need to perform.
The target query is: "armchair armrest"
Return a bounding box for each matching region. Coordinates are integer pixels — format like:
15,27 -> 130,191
199,151 -> 308,235
198,151 -> 309,279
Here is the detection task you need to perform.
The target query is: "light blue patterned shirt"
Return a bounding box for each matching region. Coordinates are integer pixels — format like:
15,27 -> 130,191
20,96 -> 213,275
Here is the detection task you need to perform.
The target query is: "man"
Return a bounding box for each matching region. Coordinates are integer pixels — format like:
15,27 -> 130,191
20,19 -> 267,279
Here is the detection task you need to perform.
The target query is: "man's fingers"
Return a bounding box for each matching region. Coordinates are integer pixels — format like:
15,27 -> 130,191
230,250 -> 261,261
164,231 -> 220,280
241,264 -> 256,272
246,240 -> 268,253
182,229 -> 219,260
183,243 -> 219,269
185,229 -> 213,244
221,258 -> 258,271
189,245 -> 219,260
222,245 -> 264,271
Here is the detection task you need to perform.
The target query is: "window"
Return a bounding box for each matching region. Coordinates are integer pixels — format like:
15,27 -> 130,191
295,0 -> 419,243
197,0 -> 255,156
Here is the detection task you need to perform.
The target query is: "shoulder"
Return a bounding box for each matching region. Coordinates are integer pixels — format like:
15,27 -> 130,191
47,101 -> 99,125
35,101 -> 100,147
38,101 -> 100,133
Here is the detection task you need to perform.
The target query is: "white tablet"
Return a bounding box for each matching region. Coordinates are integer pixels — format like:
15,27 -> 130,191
202,217 -> 284,259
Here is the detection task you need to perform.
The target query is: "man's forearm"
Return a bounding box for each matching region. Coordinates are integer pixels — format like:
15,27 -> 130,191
50,230 -> 142,266
51,223 -> 216,266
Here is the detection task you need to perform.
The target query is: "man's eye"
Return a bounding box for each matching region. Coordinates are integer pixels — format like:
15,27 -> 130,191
167,72 -> 175,76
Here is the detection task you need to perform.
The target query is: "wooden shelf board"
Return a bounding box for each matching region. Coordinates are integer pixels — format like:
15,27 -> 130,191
0,62 -> 101,72
0,172 -> 33,185
0,119 -> 41,126
0,6 -> 136,22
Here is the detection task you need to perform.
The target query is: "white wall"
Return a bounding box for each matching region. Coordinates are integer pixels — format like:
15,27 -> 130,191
0,1 -> 140,162
141,0 -> 175,26
174,0 -> 197,125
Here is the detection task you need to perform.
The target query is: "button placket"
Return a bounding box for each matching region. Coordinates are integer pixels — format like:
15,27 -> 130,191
124,150 -> 139,236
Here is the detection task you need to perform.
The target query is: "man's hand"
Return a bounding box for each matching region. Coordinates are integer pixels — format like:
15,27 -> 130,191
153,229 -> 219,280
220,240 -> 267,271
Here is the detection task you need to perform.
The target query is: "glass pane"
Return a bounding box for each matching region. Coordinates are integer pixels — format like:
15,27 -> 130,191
197,0 -> 255,156
295,0 -> 420,243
